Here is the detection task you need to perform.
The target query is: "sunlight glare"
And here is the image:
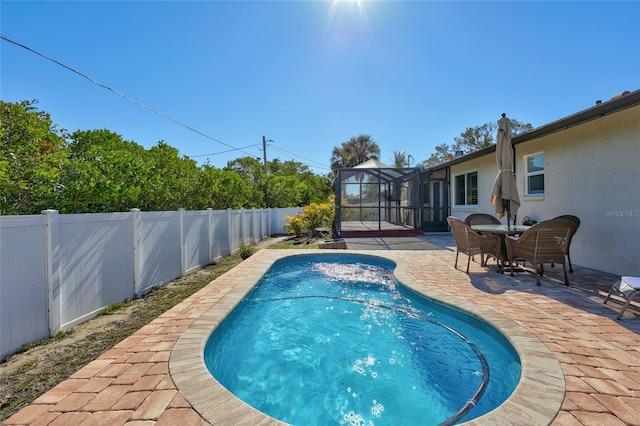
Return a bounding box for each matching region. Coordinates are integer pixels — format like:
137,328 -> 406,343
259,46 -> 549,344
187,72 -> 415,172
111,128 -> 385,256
331,0 -> 365,14
325,0 -> 374,51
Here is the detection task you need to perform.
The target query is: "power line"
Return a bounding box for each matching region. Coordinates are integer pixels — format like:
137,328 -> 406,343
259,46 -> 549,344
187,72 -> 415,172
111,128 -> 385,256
190,144 -> 259,158
2,34 -> 333,174
0,34 -> 255,157
270,144 -> 331,171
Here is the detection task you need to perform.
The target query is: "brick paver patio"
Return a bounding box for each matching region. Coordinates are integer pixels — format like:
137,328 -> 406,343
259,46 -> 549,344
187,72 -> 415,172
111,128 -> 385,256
3,235 -> 639,425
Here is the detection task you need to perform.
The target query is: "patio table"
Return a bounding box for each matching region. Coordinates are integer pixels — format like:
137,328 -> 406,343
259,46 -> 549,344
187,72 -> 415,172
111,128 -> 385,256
470,224 -> 530,236
471,224 -> 531,272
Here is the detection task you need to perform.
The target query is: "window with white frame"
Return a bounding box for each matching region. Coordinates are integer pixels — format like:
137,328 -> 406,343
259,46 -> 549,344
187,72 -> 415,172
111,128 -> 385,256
454,171 -> 478,206
525,153 -> 544,195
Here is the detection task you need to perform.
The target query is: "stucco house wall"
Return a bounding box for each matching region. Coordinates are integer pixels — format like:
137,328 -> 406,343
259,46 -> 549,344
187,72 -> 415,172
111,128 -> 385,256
443,103 -> 639,276
515,105 -> 640,276
449,155 -> 502,223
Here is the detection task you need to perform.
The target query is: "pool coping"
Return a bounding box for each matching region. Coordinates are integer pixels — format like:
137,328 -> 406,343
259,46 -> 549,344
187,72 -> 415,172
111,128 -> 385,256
169,250 -> 564,425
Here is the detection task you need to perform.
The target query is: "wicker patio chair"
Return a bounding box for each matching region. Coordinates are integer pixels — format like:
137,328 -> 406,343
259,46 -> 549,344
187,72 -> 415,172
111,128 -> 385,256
463,213 -> 502,265
550,214 -> 581,272
464,213 -> 501,227
447,216 -> 502,274
504,218 -> 578,286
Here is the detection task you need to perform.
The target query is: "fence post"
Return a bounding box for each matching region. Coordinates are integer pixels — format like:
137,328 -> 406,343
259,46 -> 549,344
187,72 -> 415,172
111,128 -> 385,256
252,209 -> 256,243
227,208 -> 233,255
131,209 -> 141,297
42,209 -> 60,337
260,209 -> 264,239
179,208 -> 186,277
207,208 -> 213,262
240,209 -> 245,247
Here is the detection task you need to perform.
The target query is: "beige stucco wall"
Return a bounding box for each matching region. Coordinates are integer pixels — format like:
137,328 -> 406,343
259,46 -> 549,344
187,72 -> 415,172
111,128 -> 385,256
448,105 -> 639,276
450,155 -> 503,223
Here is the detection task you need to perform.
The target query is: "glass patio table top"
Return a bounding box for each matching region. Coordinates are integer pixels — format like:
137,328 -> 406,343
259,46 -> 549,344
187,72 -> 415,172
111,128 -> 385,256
471,224 -> 531,235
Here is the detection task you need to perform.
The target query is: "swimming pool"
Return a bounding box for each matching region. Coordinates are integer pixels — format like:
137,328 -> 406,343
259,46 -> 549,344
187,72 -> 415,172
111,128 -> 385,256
204,254 -> 521,425
169,249 -> 565,425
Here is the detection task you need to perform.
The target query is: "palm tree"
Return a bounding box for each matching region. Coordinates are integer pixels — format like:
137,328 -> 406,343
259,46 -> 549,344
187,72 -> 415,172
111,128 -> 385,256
348,134 -> 380,165
330,145 -> 349,177
330,134 -> 381,175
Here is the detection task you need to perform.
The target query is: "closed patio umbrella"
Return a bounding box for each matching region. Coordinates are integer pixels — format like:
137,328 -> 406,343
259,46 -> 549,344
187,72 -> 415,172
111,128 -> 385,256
490,113 -> 520,228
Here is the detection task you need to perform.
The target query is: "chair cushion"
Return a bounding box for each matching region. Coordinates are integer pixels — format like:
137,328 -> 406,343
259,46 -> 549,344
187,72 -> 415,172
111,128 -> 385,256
620,276 -> 640,291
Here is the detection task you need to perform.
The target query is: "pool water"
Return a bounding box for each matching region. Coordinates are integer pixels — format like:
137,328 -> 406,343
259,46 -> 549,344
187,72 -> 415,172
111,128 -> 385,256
204,254 -> 521,425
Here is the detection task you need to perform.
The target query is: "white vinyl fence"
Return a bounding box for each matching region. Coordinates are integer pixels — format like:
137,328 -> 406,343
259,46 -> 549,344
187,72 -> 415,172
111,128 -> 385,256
0,207 -> 300,360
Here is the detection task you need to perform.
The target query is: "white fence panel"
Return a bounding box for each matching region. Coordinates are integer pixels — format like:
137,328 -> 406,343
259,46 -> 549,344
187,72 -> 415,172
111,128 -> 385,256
228,210 -> 241,253
241,210 -> 253,246
136,211 -> 181,295
58,213 -> 134,329
251,210 -> 260,241
257,209 -> 268,241
183,210 -> 210,273
0,215 -> 49,360
210,210 -> 229,261
258,209 -> 271,241
0,206 -> 303,360
252,210 -> 259,242
257,209 -> 265,240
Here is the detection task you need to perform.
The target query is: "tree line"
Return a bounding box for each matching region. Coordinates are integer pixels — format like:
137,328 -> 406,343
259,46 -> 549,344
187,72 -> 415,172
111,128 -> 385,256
2,99 -> 533,216
416,119 -> 533,168
329,119 -> 533,174
0,100 -> 332,215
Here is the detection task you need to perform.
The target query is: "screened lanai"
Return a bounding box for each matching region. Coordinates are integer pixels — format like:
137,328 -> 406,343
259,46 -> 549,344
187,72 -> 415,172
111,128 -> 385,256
335,161 -> 423,237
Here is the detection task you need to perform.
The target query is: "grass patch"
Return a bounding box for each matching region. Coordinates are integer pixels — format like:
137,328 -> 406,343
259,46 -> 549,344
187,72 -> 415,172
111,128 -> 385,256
98,300 -> 132,316
272,236 -> 320,249
14,330 -> 76,355
11,360 -> 39,376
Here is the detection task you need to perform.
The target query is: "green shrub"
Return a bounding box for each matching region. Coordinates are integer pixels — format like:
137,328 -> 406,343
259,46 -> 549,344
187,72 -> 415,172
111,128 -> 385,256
284,214 -> 307,237
240,244 -> 255,260
301,200 -> 334,231
284,196 -> 336,237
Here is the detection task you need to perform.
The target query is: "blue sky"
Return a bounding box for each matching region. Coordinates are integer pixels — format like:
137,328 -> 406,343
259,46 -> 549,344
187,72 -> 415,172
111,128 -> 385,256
2,1 -> 639,175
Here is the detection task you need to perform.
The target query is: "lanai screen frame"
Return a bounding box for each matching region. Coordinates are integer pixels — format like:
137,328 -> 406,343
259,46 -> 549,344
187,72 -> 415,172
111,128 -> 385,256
335,166 -> 422,235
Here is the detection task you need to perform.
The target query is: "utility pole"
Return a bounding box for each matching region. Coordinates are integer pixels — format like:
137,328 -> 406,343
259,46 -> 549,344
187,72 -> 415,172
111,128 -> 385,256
262,136 -> 273,209
262,136 -> 273,175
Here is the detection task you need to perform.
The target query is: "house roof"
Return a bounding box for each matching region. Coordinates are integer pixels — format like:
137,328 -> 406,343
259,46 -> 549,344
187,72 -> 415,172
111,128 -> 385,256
338,166 -> 418,184
511,88 -> 640,144
353,158 -> 391,168
338,158 -> 418,184
425,88 -> 640,172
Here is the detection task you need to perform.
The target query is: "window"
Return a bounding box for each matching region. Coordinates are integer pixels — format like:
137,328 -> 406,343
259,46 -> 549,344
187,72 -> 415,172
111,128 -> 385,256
525,153 -> 544,195
421,182 -> 430,205
454,171 -> 478,206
